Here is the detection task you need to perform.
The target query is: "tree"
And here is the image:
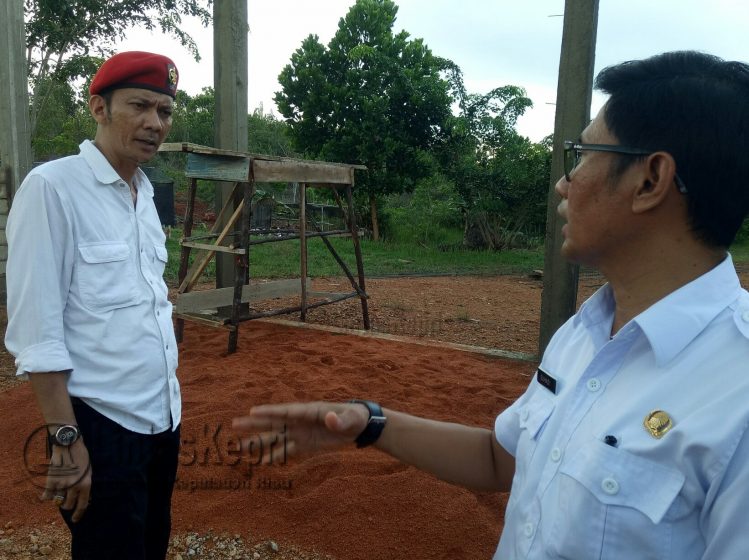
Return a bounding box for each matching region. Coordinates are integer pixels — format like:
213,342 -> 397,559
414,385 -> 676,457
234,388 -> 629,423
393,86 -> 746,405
25,0 -> 212,136
435,70 -> 551,249
274,0 -> 452,240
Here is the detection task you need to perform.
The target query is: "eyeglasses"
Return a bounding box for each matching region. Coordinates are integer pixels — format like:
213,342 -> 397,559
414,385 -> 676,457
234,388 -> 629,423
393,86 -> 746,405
563,140 -> 688,194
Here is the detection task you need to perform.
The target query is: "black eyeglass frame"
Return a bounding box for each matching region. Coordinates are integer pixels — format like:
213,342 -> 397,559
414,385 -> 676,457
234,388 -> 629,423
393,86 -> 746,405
563,140 -> 688,194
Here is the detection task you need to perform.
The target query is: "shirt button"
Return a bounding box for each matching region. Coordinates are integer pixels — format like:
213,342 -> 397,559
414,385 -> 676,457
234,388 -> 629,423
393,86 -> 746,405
550,447 -> 562,462
742,310 -> 749,322
521,408 -> 529,421
587,378 -> 601,392
601,477 -> 619,495
523,522 -> 534,537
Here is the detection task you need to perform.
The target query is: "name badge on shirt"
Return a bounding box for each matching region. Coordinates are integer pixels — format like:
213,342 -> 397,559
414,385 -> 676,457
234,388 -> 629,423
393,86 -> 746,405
536,368 -> 557,394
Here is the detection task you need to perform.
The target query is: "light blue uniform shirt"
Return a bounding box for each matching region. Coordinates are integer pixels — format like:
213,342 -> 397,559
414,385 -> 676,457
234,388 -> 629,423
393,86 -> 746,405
495,255 -> 749,559
5,140 -> 180,434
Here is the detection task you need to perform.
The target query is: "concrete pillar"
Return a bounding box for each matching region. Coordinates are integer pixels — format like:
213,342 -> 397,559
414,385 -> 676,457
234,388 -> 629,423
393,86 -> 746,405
213,0 -> 248,289
0,0 -> 33,300
538,0 -> 599,355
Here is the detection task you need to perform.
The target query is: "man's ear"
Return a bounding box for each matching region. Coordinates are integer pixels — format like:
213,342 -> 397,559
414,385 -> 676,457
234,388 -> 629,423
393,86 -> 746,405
631,152 -> 679,214
88,95 -> 108,124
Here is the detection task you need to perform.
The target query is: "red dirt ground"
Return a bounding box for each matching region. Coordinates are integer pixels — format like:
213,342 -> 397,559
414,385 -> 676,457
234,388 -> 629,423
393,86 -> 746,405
1,271 -> 747,559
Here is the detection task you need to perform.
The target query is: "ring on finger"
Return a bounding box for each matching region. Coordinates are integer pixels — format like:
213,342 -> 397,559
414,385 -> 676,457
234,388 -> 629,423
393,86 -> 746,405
53,494 -> 65,506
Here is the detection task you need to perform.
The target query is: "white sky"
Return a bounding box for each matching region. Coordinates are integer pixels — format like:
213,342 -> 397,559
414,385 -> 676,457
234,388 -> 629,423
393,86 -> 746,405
118,0 -> 749,142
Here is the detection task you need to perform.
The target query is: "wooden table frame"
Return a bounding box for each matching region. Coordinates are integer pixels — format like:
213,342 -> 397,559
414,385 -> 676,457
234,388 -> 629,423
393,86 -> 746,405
159,142 -> 370,354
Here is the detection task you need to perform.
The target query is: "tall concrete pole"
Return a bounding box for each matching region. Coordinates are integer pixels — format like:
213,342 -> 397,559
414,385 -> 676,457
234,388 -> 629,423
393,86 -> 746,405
0,0 -> 33,300
214,0 -> 248,289
538,0 -> 599,355
0,0 -> 33,195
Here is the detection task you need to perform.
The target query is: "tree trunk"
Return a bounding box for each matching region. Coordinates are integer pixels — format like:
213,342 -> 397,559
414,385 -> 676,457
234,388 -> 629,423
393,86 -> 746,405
369,194 -> 380,241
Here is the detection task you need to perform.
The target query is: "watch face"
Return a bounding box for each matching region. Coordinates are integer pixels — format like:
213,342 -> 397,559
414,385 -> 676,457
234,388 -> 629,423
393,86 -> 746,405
56,425 -> 79,446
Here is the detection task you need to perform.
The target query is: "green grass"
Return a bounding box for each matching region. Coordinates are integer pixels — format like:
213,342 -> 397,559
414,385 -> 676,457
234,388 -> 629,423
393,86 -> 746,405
163,227 -> 544,284
163,229 -> 749,286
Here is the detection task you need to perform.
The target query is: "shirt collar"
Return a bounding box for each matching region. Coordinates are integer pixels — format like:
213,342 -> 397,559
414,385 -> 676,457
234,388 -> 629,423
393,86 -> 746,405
575,282 -> 615,332
78,140 -> 154,197
79,140 -> 121,185
575,254 -> 740,366
634,254 -> 740,366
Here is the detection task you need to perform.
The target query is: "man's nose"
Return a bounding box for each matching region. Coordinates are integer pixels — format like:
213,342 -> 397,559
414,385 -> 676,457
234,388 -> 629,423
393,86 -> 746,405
554,174 -> 569,198
144,108 -> 164,130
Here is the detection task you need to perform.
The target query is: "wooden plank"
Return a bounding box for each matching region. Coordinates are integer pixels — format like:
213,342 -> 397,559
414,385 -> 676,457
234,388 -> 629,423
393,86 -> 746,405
307,291 -> 352,300
159,142 -> 366,170
300,183 -> 308,321
253,159 -> 353,185
176,279 -> 311,313
179,199 -> 244,292
185,153 -> 250,182
181,241 -> 245,254
173,312 -> 237,331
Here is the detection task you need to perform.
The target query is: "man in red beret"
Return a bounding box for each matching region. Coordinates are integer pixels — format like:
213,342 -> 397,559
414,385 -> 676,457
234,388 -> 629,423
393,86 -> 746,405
6,51 -> 182,559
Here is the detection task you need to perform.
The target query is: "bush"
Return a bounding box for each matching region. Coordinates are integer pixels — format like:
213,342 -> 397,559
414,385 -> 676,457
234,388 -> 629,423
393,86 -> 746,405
383,175 -> 462,245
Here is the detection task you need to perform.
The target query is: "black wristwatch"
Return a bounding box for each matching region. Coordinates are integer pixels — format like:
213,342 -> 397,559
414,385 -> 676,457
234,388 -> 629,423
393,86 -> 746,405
350,400 -> 387,448
47,424 -> 80,448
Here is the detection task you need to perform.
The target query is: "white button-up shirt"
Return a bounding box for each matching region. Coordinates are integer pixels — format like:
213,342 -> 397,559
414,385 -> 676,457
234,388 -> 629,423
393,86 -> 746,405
5,140 -> 180,434
494,255 -> 749,559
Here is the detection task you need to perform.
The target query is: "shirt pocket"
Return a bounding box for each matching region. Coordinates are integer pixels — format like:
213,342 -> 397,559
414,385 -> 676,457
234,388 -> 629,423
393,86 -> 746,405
152,244 -> 168,277
549,440 -> 685,560
77,242 -> 138,311
514,393 -> 555,475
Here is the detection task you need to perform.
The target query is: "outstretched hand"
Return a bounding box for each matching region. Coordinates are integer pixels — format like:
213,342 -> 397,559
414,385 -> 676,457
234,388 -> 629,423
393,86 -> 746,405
232,401 -> 370,461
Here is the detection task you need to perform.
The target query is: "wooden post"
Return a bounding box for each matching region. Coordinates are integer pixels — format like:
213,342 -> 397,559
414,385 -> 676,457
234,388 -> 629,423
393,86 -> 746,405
347,184 -> 371,329
0,0 -> 33,302
213,0 -> 248,290
299,183 -> 308,322
228,180 -> 254,353
175,177 -> 198,342
538,0 -> 599,355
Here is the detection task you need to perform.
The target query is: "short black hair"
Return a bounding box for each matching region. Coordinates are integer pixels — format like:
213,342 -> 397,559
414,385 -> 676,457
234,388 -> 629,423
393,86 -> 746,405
595,51 -> 749,248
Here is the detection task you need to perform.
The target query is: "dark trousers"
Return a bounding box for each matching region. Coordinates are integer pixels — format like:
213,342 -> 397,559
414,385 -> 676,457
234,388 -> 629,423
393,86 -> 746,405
61,399 -> 180,560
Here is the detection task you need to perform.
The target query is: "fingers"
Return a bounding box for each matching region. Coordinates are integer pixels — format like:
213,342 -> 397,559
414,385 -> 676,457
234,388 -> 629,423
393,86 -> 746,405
233,402 -> 326,433
70,482 -> 91,523
41,444 -> 92,522
238,432 -> 297,465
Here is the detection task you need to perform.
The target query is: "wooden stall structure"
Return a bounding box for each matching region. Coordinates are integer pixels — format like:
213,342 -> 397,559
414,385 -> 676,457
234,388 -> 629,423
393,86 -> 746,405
160,142 -> 370,354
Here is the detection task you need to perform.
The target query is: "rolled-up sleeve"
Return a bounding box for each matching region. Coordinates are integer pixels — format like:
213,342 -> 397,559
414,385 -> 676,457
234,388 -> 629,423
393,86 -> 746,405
5,173 -> 74,377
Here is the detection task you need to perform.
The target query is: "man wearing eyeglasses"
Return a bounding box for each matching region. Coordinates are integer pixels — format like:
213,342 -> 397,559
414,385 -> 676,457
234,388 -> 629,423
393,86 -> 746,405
233,51 -> 749,559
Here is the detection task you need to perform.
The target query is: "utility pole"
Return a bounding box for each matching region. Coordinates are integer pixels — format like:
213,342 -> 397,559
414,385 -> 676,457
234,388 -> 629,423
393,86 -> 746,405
0,0 -> 33,300
538,0 -> 599,355
213,0 -> 248,289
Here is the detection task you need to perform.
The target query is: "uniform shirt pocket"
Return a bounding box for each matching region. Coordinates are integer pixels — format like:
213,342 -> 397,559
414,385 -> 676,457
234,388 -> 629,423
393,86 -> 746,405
77,242 -> 137,311
153,244 -> 168,277
549,440 -> 685,560
519,393 -> 555,440
514,393 -> 555,478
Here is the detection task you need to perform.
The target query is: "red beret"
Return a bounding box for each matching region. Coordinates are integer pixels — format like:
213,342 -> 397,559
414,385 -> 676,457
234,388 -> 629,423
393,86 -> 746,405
89,51 -> 179,98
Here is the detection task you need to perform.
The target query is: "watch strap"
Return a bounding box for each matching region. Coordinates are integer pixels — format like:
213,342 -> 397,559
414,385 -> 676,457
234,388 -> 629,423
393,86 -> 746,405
349,399 -> 387,448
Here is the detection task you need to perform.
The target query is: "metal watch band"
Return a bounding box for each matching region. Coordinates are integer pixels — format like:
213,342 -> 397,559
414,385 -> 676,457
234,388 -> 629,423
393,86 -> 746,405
350,399 -> 387,448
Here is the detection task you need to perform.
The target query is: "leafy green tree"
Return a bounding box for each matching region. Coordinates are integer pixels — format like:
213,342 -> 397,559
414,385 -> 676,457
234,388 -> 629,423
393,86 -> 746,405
25,0 -> 212,136
274,0 -> 452,240
169,88 -> 293,155
435,70 -> 550,250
